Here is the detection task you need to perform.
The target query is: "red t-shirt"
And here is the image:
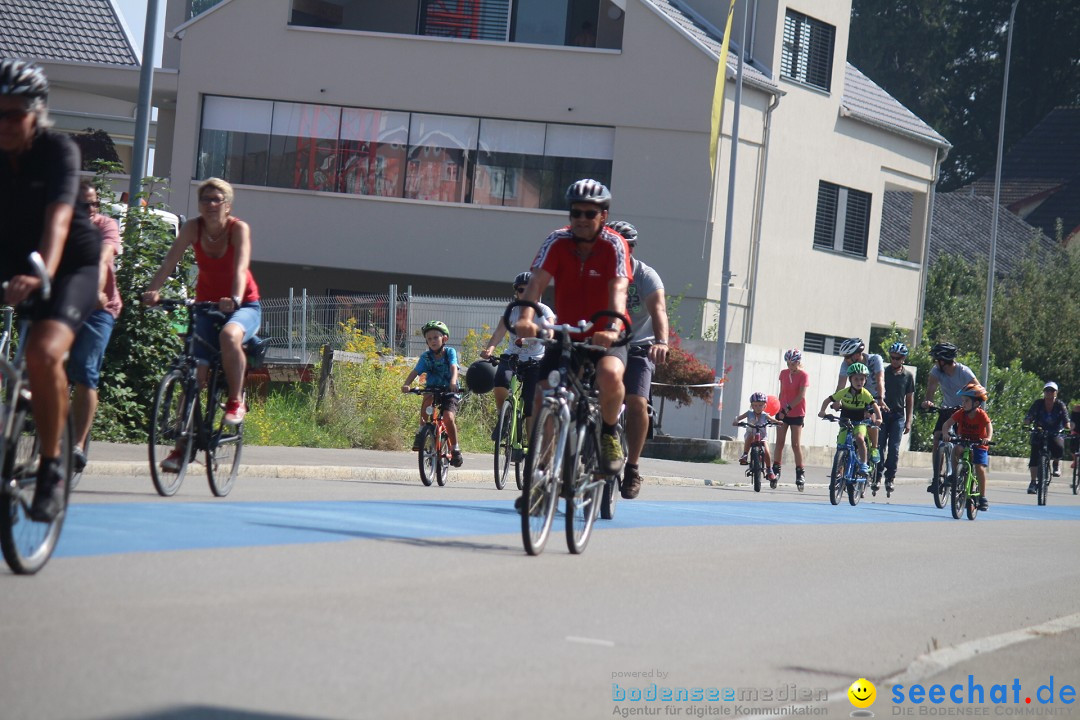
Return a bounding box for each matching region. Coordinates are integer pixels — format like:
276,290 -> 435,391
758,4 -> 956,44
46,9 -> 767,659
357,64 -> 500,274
951,407 -> 991,447
194,217 -> 260,303
531,226 -> 631,335
779,368 -> 809,417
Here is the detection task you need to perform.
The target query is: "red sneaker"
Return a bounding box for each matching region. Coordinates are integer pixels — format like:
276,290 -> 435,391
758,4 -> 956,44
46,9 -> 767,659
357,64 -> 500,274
223,400 -> 246,426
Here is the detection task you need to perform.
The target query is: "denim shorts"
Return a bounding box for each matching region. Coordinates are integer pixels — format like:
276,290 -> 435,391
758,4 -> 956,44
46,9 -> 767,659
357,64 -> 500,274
66,309 -> 116,389
623,346 -> 655,398
193,302 -> 261,365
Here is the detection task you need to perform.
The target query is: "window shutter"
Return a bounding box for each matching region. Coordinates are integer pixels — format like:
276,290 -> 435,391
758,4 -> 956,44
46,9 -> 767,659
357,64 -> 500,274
781,10 -> 835,92
814,182 -> 839,250
843,189 -> 871,257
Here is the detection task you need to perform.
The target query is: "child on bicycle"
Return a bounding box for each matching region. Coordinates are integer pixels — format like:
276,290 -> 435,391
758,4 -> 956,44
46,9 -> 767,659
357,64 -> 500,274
401,320 -> 462,467
734,392 -> 779,481
941,382 -> 993,511
819,363 -> 882,476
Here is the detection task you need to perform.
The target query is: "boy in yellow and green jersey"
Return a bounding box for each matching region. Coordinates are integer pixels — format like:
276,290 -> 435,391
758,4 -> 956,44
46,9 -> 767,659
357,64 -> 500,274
819,362 -> 882,476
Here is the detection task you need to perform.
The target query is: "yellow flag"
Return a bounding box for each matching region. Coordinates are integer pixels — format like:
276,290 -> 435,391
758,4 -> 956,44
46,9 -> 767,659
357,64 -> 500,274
709,0 -> 737,179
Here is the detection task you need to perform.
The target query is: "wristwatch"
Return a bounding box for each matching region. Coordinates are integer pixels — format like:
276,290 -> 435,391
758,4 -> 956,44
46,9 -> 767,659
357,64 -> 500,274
231,295 -> 242,308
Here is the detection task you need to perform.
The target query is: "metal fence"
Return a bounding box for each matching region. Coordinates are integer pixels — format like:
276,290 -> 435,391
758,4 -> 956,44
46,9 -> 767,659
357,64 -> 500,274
259,288 -> 509,363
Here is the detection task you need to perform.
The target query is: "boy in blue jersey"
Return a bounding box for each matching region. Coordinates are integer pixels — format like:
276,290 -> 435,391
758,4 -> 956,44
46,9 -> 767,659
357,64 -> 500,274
402,320 -> 462,466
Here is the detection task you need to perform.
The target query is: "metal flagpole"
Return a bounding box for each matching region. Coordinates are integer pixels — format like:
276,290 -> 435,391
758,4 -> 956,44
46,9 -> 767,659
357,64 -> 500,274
710,6 -> 748,439
980,0 -> 1020,386
128,0 -> 164,204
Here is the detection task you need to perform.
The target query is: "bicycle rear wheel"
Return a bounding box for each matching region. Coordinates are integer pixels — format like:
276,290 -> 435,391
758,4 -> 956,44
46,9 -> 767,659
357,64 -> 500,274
0,401 -> 71,575
566,425 -> 601,554
436,430 -> 449,486
205,379 -> 242,497
848,476 -> 863,506
417,425 -> 436,486
494,401 -> 513,490
1037,455 -> 1049,506
950,461 -> 968,520
829,449 -> 847,505
521,403 -> 561,556
1072,459 -> 1079,495
149,369 -> 196,497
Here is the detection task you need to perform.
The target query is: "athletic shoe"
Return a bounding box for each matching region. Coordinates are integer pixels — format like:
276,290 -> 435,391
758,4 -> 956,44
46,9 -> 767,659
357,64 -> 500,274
29,458 -> 66,523
870,448 -> 880,463
622,465 -> 642,499
491,425 -> 499,441
978,496 -> 989,511
73,447 -> 88,473
223,400 -> 246,426
450,450 -> 463,467
160,448 -> 185,473
1027,482 -> 1037,495
412,429 -> 424,452
858,463 -> 870,476
1051,467 -> 1061,477
600,431 -> 625,475
738,454 -> 748,465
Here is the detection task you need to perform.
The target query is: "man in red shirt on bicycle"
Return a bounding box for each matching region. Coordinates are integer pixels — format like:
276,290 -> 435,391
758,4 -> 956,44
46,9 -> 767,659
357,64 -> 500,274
514,179 -> 632,474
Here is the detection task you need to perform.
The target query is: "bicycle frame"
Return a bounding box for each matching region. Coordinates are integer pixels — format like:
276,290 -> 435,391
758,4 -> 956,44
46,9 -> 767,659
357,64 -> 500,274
1029,426 -> 1065,506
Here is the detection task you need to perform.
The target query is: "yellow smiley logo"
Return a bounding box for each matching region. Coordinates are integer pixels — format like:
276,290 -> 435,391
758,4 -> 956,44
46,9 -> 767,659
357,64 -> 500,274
848,678 -> 876,708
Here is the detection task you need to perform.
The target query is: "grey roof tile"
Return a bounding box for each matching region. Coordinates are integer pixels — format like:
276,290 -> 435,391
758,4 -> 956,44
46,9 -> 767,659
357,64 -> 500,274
0,0 -> 138,66
841,64 -> 950,148
880,191 -> 1056,277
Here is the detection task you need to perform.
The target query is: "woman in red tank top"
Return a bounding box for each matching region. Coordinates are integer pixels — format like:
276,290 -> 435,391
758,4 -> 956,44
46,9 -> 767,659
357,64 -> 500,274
143,178 -> 261,439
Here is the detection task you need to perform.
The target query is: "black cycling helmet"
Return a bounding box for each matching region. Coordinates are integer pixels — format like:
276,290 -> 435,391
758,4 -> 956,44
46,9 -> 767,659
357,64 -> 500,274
606,220 -> 638,247
930,342 -> 958,361
465,359 -> 497,394
565,179 -> 611,209
0,59 -> 48,100
513,272 -> 531,288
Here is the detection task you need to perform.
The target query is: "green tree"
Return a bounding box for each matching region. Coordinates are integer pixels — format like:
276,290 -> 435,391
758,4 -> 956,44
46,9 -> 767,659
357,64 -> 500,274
850,1 -> 1080,190
93,170 -> 190,441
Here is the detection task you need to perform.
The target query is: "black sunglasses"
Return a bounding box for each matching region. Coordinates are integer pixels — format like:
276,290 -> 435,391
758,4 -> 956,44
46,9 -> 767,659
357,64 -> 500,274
890,354 -> 905,360
569,209 -> 601,219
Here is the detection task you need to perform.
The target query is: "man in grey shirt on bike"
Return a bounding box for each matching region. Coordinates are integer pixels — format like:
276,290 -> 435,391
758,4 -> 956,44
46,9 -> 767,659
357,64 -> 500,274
920,341 -> 976,493
607,221 -> 667,499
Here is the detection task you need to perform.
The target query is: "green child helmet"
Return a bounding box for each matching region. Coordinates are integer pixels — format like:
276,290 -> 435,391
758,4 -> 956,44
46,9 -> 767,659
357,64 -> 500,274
847,362 -> 869,376
421,320 -> 449,338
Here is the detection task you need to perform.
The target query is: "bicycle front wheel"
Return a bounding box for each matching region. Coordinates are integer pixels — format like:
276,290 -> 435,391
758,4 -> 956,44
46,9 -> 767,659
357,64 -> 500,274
829,450 -> 847,505
521,403 -> 561,556
1037,455 -> 1049,506
149,369 -> 196,497
565,425 -> 601,554
417,425 -> 436,486
494,401 -> 513,490
436,430 -> 449,487
950,461 -> 967,520
0,401 -> 71,575
931,442 -> 948,509
1072,459 -> 1079,495
205,383 -> 243,497
751,446 -> 763,493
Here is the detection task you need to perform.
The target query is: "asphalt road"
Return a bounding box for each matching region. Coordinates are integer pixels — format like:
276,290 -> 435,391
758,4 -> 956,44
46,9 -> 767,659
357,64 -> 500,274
2,456 -> 1079,720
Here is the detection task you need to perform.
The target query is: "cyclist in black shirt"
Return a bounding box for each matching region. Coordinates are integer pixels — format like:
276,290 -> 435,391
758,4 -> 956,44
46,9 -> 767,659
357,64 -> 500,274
1,59 -> 101,521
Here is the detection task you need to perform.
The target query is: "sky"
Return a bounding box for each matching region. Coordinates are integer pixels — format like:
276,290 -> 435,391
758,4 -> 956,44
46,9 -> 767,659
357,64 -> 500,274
114,0 -> 167,66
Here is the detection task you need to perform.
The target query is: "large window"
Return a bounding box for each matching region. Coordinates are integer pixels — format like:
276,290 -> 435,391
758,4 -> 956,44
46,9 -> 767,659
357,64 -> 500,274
197,95 -> 614,210
338,108 -> 409,197
288,0 -> 624,50
781,9 -> 835,92
197,96 -> 272,185
813,181 -> 872,258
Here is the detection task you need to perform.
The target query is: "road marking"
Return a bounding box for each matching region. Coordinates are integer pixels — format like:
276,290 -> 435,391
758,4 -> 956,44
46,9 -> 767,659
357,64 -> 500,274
885,611 -> 1080,685
565,636 -> 615,647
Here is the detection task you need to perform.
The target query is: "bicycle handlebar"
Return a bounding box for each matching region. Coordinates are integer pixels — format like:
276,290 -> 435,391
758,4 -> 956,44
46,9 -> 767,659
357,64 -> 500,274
821,414 -> 878,428
501,300 -> 634,349
1,251 -> 52,304
736,421 -> 778,429
405,387 -> 462,398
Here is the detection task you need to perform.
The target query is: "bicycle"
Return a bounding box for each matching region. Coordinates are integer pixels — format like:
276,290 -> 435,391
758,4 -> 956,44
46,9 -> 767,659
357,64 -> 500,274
1028,425 -> 1068,507
148,299 -> 262,497
1,252 -> 73,574
949,436 -> 994,520
407,387 -> 463,487
1072,434 -> 1080,496
736,420 -> 777,492
822,415 -> 874,506
492,353 -> 536,491
921,404 -> 958,509
506,301 -> 632,556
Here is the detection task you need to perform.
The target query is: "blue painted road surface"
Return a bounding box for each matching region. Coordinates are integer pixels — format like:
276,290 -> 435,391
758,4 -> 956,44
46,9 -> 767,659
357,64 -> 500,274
55,499 -> 1080,558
